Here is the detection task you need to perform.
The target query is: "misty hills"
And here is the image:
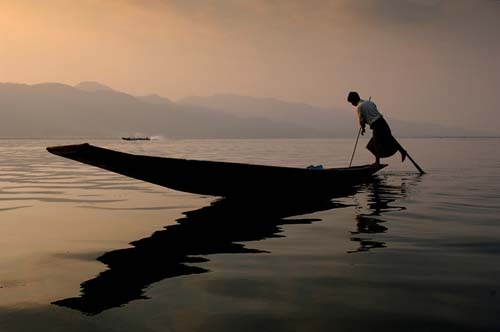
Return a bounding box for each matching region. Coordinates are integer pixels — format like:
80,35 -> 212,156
0,82 -> 311,138
0,82 -> 484,138
74,81 -> 115,92
180,94 -> 356,137
180,94 -> 488,138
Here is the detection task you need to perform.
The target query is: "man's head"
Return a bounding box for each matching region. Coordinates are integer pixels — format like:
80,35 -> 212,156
347,91 -> 360,106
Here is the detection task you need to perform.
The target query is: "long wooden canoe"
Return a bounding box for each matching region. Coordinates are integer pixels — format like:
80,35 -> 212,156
47,143 -> 386,197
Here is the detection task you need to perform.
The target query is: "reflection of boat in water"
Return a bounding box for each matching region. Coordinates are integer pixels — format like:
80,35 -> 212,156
121,137 -> 150,141
52,193 -> 354,315
46,143 -> 386,197
52,176 -> 415,315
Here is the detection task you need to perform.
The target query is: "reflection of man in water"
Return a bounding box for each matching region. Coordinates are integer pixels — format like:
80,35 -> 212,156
347,91 -> 406,165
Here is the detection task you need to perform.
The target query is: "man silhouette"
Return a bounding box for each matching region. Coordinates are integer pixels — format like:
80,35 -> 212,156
347,91 -> 406,165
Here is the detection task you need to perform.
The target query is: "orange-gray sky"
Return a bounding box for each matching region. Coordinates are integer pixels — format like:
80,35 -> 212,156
1,0 -> 499,132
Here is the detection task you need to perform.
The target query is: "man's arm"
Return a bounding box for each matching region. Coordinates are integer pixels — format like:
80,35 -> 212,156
357,108 -> 366,135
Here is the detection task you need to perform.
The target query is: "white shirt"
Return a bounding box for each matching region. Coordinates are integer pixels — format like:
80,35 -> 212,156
357,99 -> 382,126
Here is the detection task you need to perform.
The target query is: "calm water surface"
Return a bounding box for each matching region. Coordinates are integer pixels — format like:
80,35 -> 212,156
0,138 -> 499,331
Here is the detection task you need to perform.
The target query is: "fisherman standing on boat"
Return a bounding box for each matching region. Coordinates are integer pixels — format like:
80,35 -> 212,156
347,91 -> 406,165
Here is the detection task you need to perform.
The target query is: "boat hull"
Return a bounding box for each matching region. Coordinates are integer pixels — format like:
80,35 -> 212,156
47,144 -> 386,197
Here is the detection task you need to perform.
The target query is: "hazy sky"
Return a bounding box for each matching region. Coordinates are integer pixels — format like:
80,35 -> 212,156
1,0 -> 499,132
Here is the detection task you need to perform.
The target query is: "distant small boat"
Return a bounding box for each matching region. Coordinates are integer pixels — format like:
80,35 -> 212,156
121,137 -> 150,141
47,143 -> 386,198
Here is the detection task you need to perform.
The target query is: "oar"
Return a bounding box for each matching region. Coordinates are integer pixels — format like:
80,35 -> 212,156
349,127 -> 362,167
403,149 -> 425,175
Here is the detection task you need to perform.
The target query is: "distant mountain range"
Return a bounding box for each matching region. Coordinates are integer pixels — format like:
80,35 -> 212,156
0,82 -> 489,138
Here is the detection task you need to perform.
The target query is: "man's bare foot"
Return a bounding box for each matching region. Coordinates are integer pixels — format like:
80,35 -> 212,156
401,151 -> 407,162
